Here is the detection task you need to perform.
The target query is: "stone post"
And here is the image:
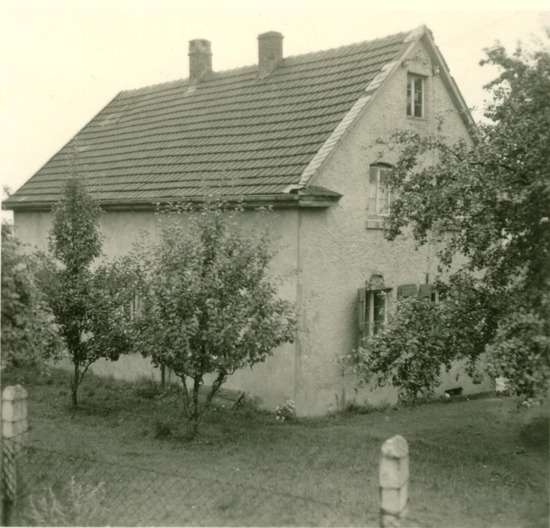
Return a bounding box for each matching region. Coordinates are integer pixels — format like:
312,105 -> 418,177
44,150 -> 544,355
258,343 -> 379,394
379,435 -> 409,528
2,385 -> 28,525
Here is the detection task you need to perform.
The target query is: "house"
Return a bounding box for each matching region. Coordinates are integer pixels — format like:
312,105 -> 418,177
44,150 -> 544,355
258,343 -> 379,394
3,25 -> 492,415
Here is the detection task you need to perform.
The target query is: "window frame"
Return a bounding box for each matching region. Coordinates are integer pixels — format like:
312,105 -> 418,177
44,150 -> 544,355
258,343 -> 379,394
368,288 -> 390,336
369,163 -> 392,217
358,278 -> 392,340
406,74 -> 425,118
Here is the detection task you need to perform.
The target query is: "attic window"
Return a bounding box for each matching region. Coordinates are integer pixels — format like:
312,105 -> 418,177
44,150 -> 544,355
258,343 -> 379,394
406,74 -> 424,118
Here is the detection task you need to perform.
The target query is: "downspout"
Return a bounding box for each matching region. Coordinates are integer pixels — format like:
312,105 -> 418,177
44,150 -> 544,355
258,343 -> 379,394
294,208 -> 304,411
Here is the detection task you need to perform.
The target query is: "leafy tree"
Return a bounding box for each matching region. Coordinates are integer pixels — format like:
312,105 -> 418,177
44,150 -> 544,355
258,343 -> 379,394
361,37 -> 550,400
132,201 -> 296,437
1,221 -> 62,369
44,179 -> 136,406
347,274 -> 495,402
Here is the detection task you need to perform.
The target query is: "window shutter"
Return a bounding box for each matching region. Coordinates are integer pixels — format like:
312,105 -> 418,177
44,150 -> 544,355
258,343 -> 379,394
418,284 -> 433,300
397,284 -> 418,299
368,166 -> 378,214
358,288 -> 367,336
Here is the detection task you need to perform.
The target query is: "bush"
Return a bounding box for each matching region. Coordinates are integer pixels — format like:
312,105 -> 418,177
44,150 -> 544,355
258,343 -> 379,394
1,223 -> 62,369
134,378 -> 163,400
275,399 -> 296,422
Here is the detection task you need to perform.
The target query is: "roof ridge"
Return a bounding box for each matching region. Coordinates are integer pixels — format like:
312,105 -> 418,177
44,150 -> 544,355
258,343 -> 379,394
282,27 -> 413,63
122,27 -> 418,97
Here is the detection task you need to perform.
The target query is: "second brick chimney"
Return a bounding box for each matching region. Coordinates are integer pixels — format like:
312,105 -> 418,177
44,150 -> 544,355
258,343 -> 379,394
189,39 -> 212,83
258,31 -> 283,78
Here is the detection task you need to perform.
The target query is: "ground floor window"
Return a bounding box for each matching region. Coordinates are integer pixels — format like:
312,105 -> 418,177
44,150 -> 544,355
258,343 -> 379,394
358,278 -> 442,340
358,274 -> 391,339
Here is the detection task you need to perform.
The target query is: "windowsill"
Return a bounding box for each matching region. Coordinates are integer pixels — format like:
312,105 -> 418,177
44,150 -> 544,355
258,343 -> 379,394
366,217 -> 387,230
406,115 -> 427,121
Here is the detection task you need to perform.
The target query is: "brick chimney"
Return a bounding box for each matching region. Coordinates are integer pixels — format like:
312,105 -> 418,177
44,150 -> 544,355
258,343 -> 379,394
258,31 -> 283,78
189,39 -> 212,83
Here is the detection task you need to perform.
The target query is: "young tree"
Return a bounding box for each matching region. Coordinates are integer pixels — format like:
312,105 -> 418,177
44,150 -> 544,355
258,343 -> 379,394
364,36 -> 550,400
132,201 -> 296,437
1,221 -> 62,369
45,179 -> 136,406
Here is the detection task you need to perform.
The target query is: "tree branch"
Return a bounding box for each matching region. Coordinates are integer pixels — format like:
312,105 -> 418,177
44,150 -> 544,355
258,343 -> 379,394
203,371 -> 227,412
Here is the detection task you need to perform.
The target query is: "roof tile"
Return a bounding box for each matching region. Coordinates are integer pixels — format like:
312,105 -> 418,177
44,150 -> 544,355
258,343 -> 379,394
6,30 -> 411,207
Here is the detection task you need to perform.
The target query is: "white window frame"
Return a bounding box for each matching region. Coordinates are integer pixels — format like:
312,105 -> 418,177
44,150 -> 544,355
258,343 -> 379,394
407,74 -> 425,118
370,165 -> 392,217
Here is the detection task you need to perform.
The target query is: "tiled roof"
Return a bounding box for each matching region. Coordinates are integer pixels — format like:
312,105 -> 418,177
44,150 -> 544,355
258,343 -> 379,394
5,29 -> 414,209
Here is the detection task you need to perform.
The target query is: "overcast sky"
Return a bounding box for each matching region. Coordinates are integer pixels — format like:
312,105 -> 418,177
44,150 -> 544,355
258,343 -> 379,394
1,0 -> 549,215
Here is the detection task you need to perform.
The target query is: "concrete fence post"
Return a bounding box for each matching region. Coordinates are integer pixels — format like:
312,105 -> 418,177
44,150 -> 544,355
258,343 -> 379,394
1,385 -> 29,525
379,435 -> 409,528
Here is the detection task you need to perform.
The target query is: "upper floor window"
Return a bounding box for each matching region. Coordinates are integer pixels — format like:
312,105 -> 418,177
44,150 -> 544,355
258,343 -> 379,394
368,164 -> 392,216
407,74 -> 424,118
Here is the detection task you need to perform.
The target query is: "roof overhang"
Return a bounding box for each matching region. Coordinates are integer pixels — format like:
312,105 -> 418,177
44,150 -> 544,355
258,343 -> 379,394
2,186 -> 342,213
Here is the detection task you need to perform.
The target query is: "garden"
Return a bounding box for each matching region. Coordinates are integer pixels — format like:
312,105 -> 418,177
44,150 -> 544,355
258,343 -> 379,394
3,365 -> 548,527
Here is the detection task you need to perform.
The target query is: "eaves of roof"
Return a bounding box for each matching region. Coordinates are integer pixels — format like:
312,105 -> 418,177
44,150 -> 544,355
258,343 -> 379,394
2,185 -> 342,212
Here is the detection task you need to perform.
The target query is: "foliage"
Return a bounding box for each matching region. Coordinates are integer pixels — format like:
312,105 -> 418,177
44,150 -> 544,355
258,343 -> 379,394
370,37 -> 550,400
27,477 -> 107,526
485,291 -> 550,399
44,178 -> 137,406
1,222 -> 62,369
275,399 -> 296,422
131,200 -> 296,436
346,275 -> 492,402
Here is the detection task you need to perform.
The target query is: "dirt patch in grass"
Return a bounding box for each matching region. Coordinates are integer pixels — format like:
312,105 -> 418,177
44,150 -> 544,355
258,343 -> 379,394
4,366 -> 548,527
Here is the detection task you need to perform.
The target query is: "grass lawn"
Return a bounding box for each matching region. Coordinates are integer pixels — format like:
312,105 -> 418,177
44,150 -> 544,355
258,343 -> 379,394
4,367 -> 548,527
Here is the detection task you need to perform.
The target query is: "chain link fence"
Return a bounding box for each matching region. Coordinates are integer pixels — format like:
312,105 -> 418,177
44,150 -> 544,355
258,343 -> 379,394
1,384 -> 418,527
4,436 -> 372,526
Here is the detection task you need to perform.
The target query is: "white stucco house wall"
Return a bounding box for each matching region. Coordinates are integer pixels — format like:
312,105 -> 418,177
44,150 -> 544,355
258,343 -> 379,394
3,25 -> 492,415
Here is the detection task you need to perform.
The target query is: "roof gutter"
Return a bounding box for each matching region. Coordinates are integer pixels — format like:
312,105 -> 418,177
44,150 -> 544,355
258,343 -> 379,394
2,187 -> 341,213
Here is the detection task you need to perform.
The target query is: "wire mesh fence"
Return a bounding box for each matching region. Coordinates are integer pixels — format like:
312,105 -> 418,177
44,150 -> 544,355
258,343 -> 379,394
4,435 -> 372,526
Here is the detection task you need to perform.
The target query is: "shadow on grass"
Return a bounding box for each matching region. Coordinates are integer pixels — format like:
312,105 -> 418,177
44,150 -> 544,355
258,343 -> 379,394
520,416 -> 549,452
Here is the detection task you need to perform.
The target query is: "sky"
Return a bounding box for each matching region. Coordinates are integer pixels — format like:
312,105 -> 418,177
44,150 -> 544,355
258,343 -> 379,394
1,0 -> 549,220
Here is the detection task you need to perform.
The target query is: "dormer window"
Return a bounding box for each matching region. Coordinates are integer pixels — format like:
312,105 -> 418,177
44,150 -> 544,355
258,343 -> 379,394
407,74 -> 424,118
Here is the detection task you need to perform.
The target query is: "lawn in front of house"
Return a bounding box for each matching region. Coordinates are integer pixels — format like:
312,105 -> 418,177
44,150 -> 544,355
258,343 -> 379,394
4,367 -> 548,527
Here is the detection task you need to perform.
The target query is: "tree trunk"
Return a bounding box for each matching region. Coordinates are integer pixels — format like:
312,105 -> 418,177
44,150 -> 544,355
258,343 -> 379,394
180,376 -> 190,418
204,372 -> 226,411
71,361 -> 80,408
188,377 -> 201,438
190,416 -> 200,439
